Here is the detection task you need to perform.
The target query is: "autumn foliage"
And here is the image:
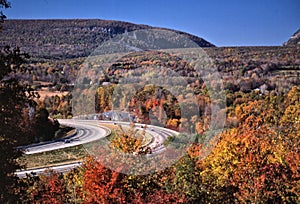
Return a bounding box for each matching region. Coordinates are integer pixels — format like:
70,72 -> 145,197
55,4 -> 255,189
194,87 -> 300,203
2,1 -> 300,202
15,86 -> 300,203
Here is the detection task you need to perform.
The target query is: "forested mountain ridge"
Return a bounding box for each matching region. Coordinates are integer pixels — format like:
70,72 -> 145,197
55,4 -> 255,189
284,28 -> 300,46
0,19 -> 215,60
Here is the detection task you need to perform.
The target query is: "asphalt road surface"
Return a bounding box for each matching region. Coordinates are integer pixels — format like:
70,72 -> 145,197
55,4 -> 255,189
19,119 -> 111,154
16,119 -> 179,177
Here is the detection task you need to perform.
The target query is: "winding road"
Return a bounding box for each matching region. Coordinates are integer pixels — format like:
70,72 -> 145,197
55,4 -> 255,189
19,120 -> 111,155
16,119 -> 179,177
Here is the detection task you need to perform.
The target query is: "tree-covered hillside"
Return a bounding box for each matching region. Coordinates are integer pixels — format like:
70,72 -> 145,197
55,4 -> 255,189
0,19 -> 214,60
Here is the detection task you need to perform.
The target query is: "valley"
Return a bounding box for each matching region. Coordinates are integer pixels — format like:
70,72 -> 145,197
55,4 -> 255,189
1,18 -> 299,203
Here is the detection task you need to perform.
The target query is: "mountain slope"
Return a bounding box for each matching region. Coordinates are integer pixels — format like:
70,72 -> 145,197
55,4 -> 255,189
284,29 -> 300,46
0,19 -> 215,59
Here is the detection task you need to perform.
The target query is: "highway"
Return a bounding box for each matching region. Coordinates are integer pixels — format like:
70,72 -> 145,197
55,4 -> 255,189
19,119 -> 112,155
15,162 -> 82,178
16,119 -> 179,177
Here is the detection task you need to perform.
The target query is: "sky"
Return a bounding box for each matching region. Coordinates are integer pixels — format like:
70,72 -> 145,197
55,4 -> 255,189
3,0 -> 300,46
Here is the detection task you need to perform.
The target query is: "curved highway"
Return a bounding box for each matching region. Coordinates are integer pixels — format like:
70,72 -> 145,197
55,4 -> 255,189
16,119 -> 179,177
19,119 -> 111,155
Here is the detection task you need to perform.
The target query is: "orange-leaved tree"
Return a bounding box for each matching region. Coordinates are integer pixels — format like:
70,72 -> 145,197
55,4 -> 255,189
83,156 -> 126,204
198,92 -> 300,203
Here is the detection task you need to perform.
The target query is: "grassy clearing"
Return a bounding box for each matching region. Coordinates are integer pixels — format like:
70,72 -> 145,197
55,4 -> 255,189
18,145 -> 88,169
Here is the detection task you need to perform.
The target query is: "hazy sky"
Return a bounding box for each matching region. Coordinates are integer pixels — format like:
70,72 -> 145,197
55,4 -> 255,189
4,0 -> 300,46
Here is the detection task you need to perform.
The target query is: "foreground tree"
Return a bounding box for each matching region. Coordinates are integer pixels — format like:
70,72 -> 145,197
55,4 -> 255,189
0,48 -> 60,203
0,46 -> 35,202
0,1 -> 37,201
